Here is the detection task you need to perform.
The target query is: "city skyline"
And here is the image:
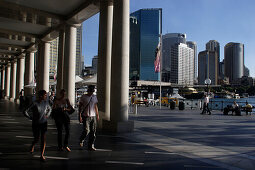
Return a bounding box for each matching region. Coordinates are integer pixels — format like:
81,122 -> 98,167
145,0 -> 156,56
82,0 -> 255,77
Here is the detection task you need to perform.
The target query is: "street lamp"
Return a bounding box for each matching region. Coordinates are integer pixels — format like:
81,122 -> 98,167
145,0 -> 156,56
205,78 -> 211,96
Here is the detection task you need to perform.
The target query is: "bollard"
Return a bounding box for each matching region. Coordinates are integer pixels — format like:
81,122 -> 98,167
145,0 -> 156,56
133,104 -> 138,115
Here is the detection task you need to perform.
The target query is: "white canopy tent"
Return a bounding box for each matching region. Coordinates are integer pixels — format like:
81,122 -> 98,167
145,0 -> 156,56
169,93 -> 185,99
81,74 -> 97,85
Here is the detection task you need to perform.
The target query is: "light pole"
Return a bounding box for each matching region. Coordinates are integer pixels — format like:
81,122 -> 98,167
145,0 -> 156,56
205,78 -> 211,96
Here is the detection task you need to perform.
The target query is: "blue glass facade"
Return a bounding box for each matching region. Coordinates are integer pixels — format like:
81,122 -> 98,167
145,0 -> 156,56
130,9 -> 162,81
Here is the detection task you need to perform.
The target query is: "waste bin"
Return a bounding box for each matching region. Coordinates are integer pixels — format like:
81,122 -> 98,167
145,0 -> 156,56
179,101 -> 185,110
170,101 -> 175,110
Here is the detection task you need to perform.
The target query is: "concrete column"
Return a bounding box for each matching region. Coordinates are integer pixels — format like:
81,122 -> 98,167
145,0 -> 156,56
97,0 -> 113,122
10,60 -> 17,101
37,41 -> 50,92
24,52 -> 34,96
63,25 -> 77,106
56,28 -> 65,97
1,66 -> 5,90
4,63 -> 11,98
104,0 -> 133,132
16,55 -> 25,100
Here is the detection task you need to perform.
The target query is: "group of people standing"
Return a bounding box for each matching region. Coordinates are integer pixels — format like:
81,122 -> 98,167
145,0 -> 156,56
23,85 -> 99,162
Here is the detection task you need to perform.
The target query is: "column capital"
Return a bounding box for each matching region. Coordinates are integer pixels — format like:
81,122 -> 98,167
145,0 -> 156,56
18,53 -> 25,59
100,0 -> 113,6
64,22 -> 82,28
11,59 -> 17,63
26,47 -> 37,53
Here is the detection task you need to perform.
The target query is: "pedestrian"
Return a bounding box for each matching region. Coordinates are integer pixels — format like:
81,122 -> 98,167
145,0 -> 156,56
49,91 -> 55,106
52,89 -> 73,152
201,94 -> 211,115
19,89 -> 24,110
78,85 -> 99,151
23,90 -> 51,162
245,101 -> 253,115
232,101 -> 241,116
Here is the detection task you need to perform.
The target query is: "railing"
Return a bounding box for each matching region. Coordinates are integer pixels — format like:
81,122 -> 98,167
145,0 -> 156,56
128,98 -> 255,113
182,99 -> 255,112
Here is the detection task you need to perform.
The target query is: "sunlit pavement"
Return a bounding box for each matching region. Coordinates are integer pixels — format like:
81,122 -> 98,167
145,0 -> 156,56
1,100 -> 255,169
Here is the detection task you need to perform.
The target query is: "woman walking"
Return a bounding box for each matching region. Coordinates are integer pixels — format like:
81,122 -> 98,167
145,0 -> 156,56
23,90 -> 51,162
52,89 -> 73,152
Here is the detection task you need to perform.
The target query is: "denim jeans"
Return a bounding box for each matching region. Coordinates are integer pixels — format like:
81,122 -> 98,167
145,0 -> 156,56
79,116 -> 97,148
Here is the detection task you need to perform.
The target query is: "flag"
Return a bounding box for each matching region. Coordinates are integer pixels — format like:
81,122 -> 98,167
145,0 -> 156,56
154,42 -> 161,73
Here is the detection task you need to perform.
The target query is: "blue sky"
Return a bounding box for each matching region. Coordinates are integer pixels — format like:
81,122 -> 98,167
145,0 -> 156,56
82,0 -> 255,77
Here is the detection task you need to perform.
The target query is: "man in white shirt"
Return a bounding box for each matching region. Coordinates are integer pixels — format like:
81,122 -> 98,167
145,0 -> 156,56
201,95 -> 211,115
78,85 -> 99,151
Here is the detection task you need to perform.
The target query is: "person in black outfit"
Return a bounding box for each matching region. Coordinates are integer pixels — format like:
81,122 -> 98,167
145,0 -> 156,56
52,89 -> 73,152
19,89 -> 24,110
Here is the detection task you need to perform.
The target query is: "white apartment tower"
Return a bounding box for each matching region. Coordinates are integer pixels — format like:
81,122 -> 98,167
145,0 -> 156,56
171,43 -> 194,85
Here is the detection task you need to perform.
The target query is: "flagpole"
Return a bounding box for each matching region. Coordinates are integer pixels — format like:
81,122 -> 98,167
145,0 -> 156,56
159,34 -> 162,109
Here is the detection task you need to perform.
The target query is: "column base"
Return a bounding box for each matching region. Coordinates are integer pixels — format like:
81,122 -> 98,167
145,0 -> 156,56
10,98 -> 15,102
15,98 -> 20,104
4,96 -> 9,100
102,120 -> 134,133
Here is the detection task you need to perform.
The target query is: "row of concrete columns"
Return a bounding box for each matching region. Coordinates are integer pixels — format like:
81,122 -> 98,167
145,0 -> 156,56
0,0 -> 132,132
0,24 -> 77,106
97,0 -> 133,132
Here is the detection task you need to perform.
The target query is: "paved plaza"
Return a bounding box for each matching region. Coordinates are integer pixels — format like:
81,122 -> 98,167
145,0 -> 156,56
1,100 -> 255,170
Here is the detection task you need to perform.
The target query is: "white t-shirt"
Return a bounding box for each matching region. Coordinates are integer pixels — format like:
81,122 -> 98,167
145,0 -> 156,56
79,94 -> 98,117
204,96 -> 209,104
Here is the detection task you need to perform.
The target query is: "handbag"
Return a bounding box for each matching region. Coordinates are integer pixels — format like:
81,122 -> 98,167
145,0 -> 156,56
65,99 -> 75,115
67,106 -> 75,115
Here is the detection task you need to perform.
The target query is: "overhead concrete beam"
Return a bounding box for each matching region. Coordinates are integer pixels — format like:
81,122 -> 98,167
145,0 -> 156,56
0,43 -> 26,50
66,0 -> 100,24
0,1 -> 64,21
0,28 -> 38,39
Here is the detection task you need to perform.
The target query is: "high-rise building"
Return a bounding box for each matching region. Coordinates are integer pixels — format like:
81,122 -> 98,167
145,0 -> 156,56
224,42 -> 244,83
219,59 -> 224,79
92,55 -> 98,74
170,43 -> 194,85
161,33 -> 194,85
129,8 -> 162,81
187,41 -> 197,80
49,38 -> 59,76
162,33 -> 186,75
198,50 -> 219,85
244,66 -> 250,77
206,40 -> 220,57
76,24 -> 83,75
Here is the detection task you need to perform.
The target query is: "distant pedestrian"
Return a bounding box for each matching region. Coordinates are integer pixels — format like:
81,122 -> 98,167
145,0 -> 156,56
52,89 -> 73,152
232,101 -> 241,116
23,90 -> 51,162
245,101 -> 253,115
78,85 -> 99,151
201,95 -> 211,115
49,91 -> 55,106
19,89 -> 24,110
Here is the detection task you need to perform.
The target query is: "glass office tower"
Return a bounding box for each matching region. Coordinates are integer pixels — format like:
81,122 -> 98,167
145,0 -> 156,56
130,8 -> 162,81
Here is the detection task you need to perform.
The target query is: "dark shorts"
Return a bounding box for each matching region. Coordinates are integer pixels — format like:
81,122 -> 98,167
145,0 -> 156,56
32,122 -> 47,138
